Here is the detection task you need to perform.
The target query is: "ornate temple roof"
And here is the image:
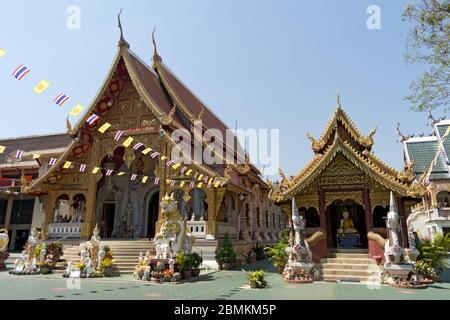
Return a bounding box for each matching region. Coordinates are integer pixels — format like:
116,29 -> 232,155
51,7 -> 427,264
269,104 -> 420,203
27,27 -> 266,192
402,118 -> 450,181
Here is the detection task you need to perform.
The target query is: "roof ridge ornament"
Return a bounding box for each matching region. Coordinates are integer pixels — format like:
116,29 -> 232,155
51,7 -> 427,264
117,8 -> 130,48
396,123 -> 411,143
336,89 -> 342,108
152,27 -> 162,66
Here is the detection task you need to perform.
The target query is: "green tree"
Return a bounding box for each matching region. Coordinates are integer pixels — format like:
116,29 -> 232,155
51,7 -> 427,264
403,0 -> 450,112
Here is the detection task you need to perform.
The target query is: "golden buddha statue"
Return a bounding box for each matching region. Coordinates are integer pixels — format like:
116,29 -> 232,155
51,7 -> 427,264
338,209 -> 358,234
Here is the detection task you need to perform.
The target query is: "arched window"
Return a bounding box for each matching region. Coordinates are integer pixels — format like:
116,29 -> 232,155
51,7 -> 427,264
437,191 -> 450,208
372,205 -> 388,228
256,207 -> 261,227
72,194 -> 86,223
188,188 -> 207,220
53,194 -> 70,223
305,207 -> 320,228
170,189 -> 187,218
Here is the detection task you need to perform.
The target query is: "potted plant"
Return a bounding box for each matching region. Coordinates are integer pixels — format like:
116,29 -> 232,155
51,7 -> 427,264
47,243 -> 63,264
163,269 -> 174,282
416,233 -> 450,282
176,254 -> 193,279
264,242 -> 288,274
247,269 -> 268,289
191,252 -> 203,277
38,261 -> 52,274
100,257 -> 114,277
215,233 -> 236,270
252,243 -> 265,261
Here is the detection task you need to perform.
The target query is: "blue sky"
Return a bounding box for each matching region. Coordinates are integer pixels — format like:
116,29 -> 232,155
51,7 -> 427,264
0,0 -> 445,177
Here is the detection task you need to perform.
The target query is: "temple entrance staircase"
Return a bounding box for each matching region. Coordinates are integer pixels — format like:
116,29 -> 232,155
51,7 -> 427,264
318,249 -> 377,282
58,239 -> 155,274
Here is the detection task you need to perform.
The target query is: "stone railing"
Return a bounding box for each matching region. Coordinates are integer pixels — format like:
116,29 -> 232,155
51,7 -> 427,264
48,223 -> 82,238
187,220 -> 207,239
437,208 -> 450,219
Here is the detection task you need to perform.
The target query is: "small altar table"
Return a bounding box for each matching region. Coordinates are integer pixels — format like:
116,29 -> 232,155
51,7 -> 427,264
337,233 -> 361,248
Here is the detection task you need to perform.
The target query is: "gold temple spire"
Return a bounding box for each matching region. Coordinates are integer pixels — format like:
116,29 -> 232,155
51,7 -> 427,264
336,89 -> 342,108
117,8 -> 130,48
152,27 -> 162,65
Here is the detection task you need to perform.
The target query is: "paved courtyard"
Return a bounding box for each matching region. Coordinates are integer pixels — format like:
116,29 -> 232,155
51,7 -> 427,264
0,261 -> 449,300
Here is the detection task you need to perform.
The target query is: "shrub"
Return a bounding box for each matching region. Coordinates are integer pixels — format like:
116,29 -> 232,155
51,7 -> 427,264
215,233 -> 236,265
247,269 -> 267,288
176,253 -> 193,271
416,233 -> 450,275
191,252 -> 203,269
252,243 -> 265,260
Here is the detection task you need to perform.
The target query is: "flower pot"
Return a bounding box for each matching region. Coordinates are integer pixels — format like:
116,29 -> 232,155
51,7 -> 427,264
191,269 -> 201,277
40,267 -> 51,275
182,270 -> 192,279
221,263 -> 231,270
103,267 -> 113,277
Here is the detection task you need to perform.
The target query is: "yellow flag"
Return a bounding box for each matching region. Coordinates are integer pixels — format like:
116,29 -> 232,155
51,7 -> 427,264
214,181 -> 221,188
33,80 -> 50,94
161,156 -> 167,161
0,48 -> 5,58
63,161 -> 72,169
197,174 -> 204,181
197,182 -> 203,188
142,147 -> 152,155
117,172 -> 125,176
186,169 -> 192,176
98,122 -> 111,134
180,181 -> 185,187
32,154 -> 40,159
172,163 -> 181,170
123,137 -> 134,147
0,146 -> 5,154
208,178 -> 213,184
142,176 -> 148,183
70,104 -> 84,116
92,167 -> 100,174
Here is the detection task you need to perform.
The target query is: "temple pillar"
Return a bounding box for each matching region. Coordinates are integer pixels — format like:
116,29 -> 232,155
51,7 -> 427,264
363,187 -> 373,231
318,188 -> 326,230
4,193 -> 14,229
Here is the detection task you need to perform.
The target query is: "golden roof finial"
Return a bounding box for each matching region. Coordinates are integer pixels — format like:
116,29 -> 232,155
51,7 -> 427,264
66,116 -> 73,134
152,27 -> 162,65
336,89 -> 342,108
117,8 -> 130,48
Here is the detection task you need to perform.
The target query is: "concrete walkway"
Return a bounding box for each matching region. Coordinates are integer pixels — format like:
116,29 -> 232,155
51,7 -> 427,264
0,261 -> 448,300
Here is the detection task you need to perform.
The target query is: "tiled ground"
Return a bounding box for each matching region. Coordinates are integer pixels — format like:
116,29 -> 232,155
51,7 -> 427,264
0,261 -> 449,300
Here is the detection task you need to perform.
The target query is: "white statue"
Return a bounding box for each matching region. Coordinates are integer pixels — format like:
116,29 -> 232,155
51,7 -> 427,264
159,194 -> 195,256
27,228 -> 39,260
84,257 -> 96,277
0,229 -> 9,252
80,243 -> 88,264
384,192 -> 403,264
97,244 -> 105,269
155,230 -> 171,259
39,242 -> 47,262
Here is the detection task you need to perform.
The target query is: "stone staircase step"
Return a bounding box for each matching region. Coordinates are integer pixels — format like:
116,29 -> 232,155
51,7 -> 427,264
321,268 -> 371,277
327,253 -> 371,259
320,258 -> 376,264
323,275 -> 370,282
319,263 -> 377,270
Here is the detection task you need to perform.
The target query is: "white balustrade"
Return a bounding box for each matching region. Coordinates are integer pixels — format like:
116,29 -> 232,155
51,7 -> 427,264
48,223 -> 82,238
187,220 -> 207,239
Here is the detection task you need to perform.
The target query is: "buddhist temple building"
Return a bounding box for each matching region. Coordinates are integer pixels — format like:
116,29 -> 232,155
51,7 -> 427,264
0,133 -> 70,251
269,97 -> 425,261
21,26 -> 283,257
402,113 -> 450,241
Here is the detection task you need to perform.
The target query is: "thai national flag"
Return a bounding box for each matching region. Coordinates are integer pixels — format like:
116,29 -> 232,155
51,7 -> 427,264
106,169 -> 114,176
12,65 -> 30,80
154,177 -> 160,185
86,114 -> 100,125
133,143 -> 144,150
54,93 -> 70,107
114,130 -> 123,141
15,150 -> 24,160
79,164 -> 87,172
48,158 -> 57,166
170,180 -> 176,187
130,174 -> 137,181
150,151 -> 160,159
166,160 -> 175,167
180,167 -> 187,174
189,181 -> 195,188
